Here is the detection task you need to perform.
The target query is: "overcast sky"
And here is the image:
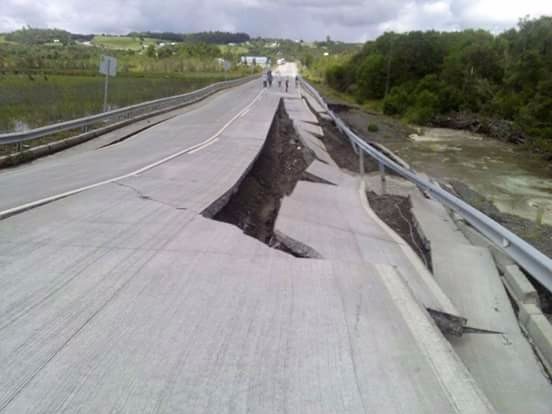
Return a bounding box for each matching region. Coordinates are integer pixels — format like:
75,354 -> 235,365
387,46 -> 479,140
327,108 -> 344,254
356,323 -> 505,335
1,0 -> 551,41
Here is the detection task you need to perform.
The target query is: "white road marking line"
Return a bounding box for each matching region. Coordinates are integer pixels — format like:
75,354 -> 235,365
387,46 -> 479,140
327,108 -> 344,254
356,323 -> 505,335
187,138 -> 219,155
0,89 -> 265,220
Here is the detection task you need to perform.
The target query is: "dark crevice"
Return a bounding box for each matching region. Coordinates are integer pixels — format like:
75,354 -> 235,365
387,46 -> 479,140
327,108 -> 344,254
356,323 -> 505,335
212,100 -> 318,256
366,191 -> 433,271
98,117 -> 174,149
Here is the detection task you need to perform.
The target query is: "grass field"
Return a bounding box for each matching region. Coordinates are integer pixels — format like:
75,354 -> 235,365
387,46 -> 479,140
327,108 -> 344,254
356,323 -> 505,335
91,35 -> 159,50
218,44 -> 249,55
0,72 -> 239,133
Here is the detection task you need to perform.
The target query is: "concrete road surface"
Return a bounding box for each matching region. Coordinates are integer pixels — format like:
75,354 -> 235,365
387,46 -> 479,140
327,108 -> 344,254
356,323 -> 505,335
0,79 -> 262,214
0,70 -> 498,413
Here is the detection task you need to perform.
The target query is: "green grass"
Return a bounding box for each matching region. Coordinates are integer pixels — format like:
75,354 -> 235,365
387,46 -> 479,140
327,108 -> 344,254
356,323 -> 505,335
305,79 -> 358,106
91,35 -> 159,51
0,72 -> 239,133
218,44 -> 249,55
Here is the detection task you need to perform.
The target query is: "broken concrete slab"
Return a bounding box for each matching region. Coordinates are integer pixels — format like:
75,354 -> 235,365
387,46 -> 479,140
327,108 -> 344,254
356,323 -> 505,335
455,220 -> 516,273
301,93 -> 332,121
364,172 -> 418,198
305,160 -> 344,185
274,178 -> 461,317
294,130 -> 337,166
518,303 -> 552,374
283,97 -> 319,123
294,120 -> 324,137
410,191 -> 470,245
503,264 -> 540,305
433,243 -> 552,414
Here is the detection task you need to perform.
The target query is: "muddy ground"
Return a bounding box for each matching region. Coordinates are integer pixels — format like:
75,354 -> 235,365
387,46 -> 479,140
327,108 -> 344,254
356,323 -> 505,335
317,116 -> 379,174
366,191 -> 432,269
332,105 -> 415,146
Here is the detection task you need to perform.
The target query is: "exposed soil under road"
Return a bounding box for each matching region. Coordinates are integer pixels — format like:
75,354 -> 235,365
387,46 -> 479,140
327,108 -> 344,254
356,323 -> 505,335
366,191 -> 432,270
213,101 -> 313,250
317,116 -> 379,174
216,96 -> 434,267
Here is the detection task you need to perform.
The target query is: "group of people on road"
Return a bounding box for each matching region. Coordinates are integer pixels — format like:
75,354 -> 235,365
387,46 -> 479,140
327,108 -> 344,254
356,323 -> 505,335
262,70 -> 299,93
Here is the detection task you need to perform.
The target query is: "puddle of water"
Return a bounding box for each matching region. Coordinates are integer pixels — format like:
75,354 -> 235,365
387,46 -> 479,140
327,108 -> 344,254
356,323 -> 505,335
389,127 -> 552,225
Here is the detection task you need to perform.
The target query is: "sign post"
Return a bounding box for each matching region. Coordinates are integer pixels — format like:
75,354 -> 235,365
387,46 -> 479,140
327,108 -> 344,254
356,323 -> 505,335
99,55 -> 117,112
223,60 -> 231,80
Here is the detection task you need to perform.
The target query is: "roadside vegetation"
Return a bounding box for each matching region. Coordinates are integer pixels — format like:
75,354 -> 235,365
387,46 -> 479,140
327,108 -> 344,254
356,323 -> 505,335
0,28 -> 260,133
316,17 -> 552,159
0,73 -> 237,132
0,28 -> 360,133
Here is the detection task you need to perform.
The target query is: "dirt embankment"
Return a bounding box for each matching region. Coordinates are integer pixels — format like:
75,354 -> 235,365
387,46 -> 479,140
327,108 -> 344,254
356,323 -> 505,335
331,104 -> 414,145
317,116 -> 379,174
432,112 -> 527,145
366,191 -> 432,269
213,101 -> 312,247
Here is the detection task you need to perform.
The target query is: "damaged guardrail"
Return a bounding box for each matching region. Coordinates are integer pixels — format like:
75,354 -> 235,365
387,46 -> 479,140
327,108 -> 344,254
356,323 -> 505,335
0,75 -> 257,146
300,77 -> 552,293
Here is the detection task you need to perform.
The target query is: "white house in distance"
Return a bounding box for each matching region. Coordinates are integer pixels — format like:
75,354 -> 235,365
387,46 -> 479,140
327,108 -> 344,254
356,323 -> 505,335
240,56 -> 270,68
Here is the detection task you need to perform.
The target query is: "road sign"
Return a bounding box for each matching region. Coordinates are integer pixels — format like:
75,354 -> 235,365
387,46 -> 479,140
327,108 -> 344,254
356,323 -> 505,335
99,56 -> 117,112
99,55 -> 117,77
223,61 -> 231,72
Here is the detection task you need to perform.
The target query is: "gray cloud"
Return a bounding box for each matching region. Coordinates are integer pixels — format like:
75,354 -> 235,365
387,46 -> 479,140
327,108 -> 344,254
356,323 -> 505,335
0,0 -> 550,41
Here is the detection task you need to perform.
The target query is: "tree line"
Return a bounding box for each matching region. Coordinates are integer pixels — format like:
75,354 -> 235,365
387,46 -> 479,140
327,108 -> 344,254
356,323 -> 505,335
3,28 -> 250,46
325,17 -> 552,156
128,31 -> 250,44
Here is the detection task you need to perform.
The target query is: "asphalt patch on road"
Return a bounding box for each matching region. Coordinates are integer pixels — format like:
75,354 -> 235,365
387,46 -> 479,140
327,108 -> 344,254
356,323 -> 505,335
213,101 -> 315,255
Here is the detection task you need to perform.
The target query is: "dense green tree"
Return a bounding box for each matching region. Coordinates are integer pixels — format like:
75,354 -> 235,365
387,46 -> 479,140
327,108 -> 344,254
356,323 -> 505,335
325,16 -> 552,156
356,52 -> 386,99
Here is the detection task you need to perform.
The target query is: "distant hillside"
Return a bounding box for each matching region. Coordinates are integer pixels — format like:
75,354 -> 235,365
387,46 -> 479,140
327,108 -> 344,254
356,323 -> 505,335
5,28 -> 73,45
127,31 -> 250,44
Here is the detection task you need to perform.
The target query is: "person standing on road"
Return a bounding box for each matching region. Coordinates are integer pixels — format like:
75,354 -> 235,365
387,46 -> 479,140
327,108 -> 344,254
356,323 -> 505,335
295,75 -> 299,88
262,72 -> 267,88
285,78 -> 289,93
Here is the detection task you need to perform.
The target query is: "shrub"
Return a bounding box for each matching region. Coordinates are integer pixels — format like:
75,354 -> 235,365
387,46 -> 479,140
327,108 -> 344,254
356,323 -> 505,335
367,123 -> 379,132
405,90 -> 439,124
383,85 -> 412,115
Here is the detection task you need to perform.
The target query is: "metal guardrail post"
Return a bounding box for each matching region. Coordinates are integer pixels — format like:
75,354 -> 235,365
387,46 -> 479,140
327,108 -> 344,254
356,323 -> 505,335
379,162 -> 386,195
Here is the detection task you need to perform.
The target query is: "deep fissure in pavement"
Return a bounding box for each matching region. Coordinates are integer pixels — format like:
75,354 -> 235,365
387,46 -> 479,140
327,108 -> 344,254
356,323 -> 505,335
213,101 -> 314,253
366,191 -> 433,270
